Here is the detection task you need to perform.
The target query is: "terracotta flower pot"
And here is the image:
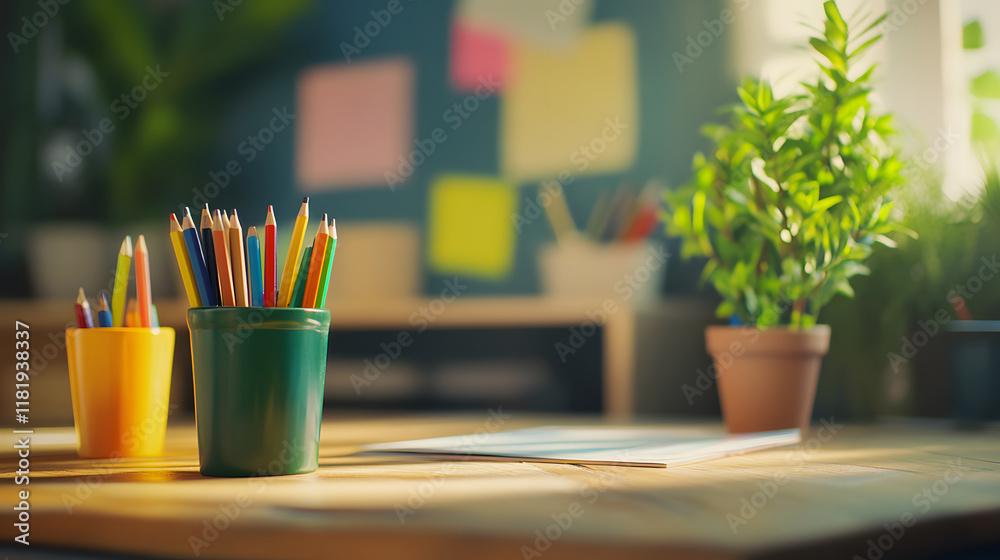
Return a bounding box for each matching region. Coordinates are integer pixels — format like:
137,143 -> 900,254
706,325 -> 831,434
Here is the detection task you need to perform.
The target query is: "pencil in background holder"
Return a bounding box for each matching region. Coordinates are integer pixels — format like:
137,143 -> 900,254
187,307 -> 330,477
65,327 -> 175,458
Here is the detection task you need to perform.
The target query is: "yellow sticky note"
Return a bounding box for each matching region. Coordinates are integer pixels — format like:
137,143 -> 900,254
501,23 -> 637,181
429,175 -> 518,279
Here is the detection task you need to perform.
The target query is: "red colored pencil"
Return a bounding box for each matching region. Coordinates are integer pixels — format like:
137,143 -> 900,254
621,206 -> 659,243
75,287 -> 93,328
264,205 -> 277,307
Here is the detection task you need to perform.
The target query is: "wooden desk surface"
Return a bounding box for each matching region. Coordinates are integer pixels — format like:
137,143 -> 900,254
2,416 -> 999,560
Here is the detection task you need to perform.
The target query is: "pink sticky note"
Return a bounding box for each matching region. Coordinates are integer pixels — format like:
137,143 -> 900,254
450,21 -> 508,93
297,58 -> 414,190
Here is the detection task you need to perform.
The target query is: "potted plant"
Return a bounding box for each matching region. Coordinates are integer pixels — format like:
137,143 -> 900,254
664,2 -> 910,433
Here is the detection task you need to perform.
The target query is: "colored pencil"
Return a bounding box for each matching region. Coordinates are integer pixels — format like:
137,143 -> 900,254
289,245 -> 312,308
151,304 -> 159,328
603,186 -> 636,242
264,206 -> 277,307
301,214 -> 329,309
201,205 -> 221,306
541,183 -> 577,243
135,235 -> 153,328
75,287 -> 93,328
315,219 -> 338,309
229,210 -> 249,307
585,190 -> 613,241
97,293 -> 112,327
111,236 -> 132,327
620,206 -> 659,242
220,210 -> 232,255
247,226 -> 264,307
278,197 -> 310,307
183,208 -> 215,307
212,210 -> 236,307
125,298 -> 137,327
169,214 -> 202,307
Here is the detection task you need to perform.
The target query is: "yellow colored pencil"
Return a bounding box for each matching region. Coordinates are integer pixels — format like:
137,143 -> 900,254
278,197 -> 310,307
169,214 -> 201,307
229,209 -> 249,307
301,214 -> 329,309
112,236 -> 132,327
541,182 -> 577,243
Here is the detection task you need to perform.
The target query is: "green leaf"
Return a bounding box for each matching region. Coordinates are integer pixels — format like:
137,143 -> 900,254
963,20 -> 985,50
810,38 -> 845,72
692,191 -> 707,235
825,1 -> 847,30
848,34 -> 883,61
971,70 -> 1000,99
744,287 -> 760,317
823,1 -> 848,49
812,195 -> 844,214
857,13 -> 889,39
715,300 -> 735,319
972,111 -> 1000,149
698,259 -> 719,289
737,84 -> 759,113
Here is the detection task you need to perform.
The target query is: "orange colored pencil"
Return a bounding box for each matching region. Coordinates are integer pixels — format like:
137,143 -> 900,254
135,235 -> 153,328
301,214 -> 329,308
220,209 -> 232,255
125,298 -> 138,327
212,209 -> 236,307
229,209 -> 249,307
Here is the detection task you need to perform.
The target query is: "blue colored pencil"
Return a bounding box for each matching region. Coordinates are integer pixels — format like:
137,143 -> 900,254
183,209 -> 216,307
247,226 -> 264,307
97,293 -> 112,327
200,205 -> 221,306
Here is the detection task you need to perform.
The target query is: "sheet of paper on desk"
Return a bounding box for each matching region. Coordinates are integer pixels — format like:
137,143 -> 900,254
361,426 -> 801,468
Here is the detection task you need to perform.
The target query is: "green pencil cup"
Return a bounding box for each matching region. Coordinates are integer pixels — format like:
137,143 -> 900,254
187,307 -> 330,477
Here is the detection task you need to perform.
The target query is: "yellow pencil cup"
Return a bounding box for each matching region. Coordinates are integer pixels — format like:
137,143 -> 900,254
65,327 -> 175,458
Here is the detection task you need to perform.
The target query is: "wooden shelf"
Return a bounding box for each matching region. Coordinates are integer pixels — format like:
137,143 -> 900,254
0,296 -> 627,330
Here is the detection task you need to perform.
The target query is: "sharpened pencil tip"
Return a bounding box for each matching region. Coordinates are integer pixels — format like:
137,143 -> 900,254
303,196 -> 309,203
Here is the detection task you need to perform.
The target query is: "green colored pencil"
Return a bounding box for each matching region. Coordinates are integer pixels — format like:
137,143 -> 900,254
314,220 -> 337,309
289,245 -> 313,308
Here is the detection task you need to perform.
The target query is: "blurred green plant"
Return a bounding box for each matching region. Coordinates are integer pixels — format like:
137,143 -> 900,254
62,0 -> 312,223
664,1 -> 910,329
964,19 -> 1000,158
820,19 -> 1000,419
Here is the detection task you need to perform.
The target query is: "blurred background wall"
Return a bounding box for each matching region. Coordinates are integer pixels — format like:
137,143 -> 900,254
2,0 -> 1000,424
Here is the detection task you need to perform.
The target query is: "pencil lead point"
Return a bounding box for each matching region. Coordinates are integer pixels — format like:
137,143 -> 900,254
303,196 -> 309,203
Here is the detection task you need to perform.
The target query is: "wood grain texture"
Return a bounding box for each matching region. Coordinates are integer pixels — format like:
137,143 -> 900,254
1,416 -> 999,559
